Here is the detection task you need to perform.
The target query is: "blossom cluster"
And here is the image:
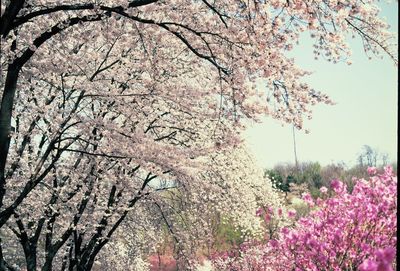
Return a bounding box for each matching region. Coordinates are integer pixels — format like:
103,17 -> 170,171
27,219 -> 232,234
213,167 -> 397,271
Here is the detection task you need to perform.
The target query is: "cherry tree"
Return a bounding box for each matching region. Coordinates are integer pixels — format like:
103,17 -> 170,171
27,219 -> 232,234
0,0 -> 397,270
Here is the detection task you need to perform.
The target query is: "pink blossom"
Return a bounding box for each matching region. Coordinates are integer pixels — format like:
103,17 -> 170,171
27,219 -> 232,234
384,166 -> 393,176
377,247 -> 396,264
281,227 -> 289,235
330,178 -> 346,193
301,192 -> 314,206
367,167 -> 377,175
287,209 -> 297,218
320,186 -> 328,193
269,239 -> 278,248
359,247 -> 396,271
214,169 -> 397,271
359,259 -> 379,271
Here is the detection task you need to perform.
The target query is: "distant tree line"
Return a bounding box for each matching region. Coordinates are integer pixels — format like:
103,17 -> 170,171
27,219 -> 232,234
265,145 -> 396,198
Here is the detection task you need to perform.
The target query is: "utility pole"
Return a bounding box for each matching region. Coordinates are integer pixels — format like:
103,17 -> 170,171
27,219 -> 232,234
292,125 -> 299,170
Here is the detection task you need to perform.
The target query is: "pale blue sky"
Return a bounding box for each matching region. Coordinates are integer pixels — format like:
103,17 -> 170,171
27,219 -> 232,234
244,2 -> 398,168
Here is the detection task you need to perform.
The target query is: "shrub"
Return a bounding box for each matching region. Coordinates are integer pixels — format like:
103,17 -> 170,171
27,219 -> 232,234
213,167 -> 397,271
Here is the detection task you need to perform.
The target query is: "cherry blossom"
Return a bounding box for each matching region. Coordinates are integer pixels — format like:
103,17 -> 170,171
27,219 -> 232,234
0,0 -> 397,270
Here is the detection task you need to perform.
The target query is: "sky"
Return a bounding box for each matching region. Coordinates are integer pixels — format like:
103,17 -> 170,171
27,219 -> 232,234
244,2 -> 398,168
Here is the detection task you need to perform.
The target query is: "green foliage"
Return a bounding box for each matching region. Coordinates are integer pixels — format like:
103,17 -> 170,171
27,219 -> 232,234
265,169 -> 290,192
213,220 -> 246,251
290,198 -> 310,218
268,162 -> 323,196
266,152 -> 396,200
309,186 -> 321,199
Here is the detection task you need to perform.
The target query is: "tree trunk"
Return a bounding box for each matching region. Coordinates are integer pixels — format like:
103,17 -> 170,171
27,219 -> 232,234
0,63 -> 20,208
42,250 -> 55,271
24,245 -> 37,271
0,238 -> 6,271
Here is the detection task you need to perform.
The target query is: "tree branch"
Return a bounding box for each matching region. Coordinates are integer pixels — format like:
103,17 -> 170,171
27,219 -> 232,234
2,0 -> 159,37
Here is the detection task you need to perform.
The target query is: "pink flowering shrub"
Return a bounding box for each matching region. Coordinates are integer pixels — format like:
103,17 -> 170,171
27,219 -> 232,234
213,167 -> 397,271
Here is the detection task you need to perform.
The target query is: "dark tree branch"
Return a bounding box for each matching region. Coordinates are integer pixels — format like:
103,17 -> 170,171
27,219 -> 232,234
0,0 -> 25,37
201,0 -> 229,28
2,0 -> 159,37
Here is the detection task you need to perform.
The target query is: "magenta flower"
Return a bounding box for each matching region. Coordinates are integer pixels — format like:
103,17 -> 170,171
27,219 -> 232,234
287,209 -> 297,218
330,178 -> 346,193
367,167 -> 377,175
213,168 -> 397,271
301,192 -> 314,206
359,247 -> 396,271
359,259 -> 379,271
